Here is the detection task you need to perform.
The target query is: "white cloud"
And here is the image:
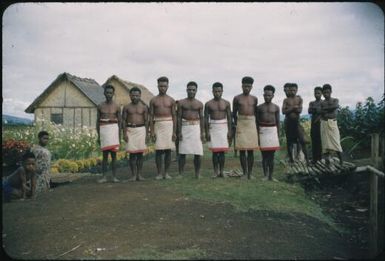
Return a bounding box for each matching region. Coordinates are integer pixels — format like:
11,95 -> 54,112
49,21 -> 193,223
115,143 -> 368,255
2,2 -> 384,120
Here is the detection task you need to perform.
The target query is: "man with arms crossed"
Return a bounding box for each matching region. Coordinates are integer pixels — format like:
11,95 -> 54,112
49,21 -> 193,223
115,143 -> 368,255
177,81 -> 204,178
204,82 -> 232,178
320,84 -> 343,165
233,76 -> 259,179
282,83 -> 309,164
149,76 -> 177,180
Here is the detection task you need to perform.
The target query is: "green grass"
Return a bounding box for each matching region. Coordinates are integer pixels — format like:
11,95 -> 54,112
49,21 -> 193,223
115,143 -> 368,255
160,145 -> 337,230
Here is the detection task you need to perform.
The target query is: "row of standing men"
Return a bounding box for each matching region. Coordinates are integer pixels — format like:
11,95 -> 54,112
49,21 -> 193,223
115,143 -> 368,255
96,76 -> 343,183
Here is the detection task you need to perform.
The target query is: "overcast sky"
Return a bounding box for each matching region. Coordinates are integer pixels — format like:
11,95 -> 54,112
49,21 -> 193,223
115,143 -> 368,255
2,2 -> 384,119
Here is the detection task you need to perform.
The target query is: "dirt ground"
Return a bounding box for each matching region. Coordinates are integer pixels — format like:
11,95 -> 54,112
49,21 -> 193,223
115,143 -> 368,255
1,159 -> 375,260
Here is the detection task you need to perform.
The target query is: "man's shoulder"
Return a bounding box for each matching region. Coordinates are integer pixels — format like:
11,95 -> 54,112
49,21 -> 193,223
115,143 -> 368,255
273,103 -> 280,109
205,99 -> 214,106
195,99 -> 204,106
233,93 -> 243,99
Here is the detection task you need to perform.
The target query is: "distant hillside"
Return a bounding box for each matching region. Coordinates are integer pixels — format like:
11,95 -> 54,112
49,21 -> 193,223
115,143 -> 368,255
2,114 -> 33,125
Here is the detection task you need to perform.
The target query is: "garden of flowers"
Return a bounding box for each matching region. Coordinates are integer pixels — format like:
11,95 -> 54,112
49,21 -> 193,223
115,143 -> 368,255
2,121 -> 155,174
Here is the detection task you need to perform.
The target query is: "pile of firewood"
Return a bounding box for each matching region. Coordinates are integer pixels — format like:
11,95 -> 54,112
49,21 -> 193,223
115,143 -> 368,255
285,157 -> 357,181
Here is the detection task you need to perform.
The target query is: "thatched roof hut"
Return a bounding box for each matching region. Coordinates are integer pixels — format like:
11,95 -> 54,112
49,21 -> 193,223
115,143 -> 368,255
25,72 -> 104,128
102,75 -> 154,108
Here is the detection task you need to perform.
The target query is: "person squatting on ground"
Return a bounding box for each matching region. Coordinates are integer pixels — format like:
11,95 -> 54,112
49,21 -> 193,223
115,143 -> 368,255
96,84 -> 121,183
31,130 -> 52,192
232,76 -> 259,179
204,82 -> 232,178
2,152 -> 37,201
282,83 -> 309,164
256,85 -> 280,181
308,86 -> 323,163
177,81 -> 204,178
123,87 -> 150,181
149,76 -> 177,180
320,84 -> 343,165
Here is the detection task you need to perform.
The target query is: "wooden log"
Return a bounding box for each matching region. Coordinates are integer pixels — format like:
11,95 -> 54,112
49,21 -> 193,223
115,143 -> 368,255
316,160 -> 333,174
371,133 -> 380,169
294,162 -> 304,175
342,161 -> 356,168
308,165 -> 320,175
369,171 -> 379,257
313,164 -> 328,175
328,161 -> 340,174
299,161 -> 310,175
295,162 -> 305,175
286,166 -> 293,175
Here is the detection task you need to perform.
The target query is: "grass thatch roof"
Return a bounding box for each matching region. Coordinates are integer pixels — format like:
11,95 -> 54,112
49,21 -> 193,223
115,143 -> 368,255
25,72 -> 103,113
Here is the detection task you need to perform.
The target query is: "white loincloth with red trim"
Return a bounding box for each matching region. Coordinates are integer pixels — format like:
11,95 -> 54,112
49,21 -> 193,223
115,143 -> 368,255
258,124 -> 280,151
125,126 -> 147,153
99,122 -> 120,152
235,115 -> 259,151
154,117 -> 175,150
321,119 -> 343,153
179,119 -> 203,155
208,119 -> 229,152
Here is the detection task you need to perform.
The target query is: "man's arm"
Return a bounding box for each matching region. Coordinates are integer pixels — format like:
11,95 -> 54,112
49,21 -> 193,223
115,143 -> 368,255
149,99 -> 155,140
282,99 -> 288,115
122,107 -> 128,142
327,98 -> 339,111
204,103 -> 210,141
254,96 -> 258,117
296,97 -> 303,113
308,102 -> 314,114
232,97 -> 239,127
144,105 -> 150,143
171,100 -> 177,141
275,105 -> 280,137
226,101 -> 232,143
255,105 -> 260,130
199,103 -> 205,142
116,105 -> 122,142
177,101 -> 182,141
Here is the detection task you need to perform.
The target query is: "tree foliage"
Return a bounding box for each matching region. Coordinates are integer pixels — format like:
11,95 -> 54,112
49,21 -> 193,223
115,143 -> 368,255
338,95 -> 384,140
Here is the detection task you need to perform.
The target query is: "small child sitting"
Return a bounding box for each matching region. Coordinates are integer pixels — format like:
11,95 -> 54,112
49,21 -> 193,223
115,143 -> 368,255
2,151 -> 37,201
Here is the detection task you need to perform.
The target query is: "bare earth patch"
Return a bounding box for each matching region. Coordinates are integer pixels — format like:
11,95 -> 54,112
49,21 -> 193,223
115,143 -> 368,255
3,169 -> 363,260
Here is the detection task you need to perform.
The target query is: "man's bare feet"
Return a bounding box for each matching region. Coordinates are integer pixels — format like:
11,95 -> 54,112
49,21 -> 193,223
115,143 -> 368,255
97,177 -> 107,184
128,176 -> 137,182
164,174 -> 172,180
137,175 -> 145,181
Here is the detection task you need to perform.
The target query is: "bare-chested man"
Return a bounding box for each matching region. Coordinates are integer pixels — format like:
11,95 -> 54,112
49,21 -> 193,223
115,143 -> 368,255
149,76 -> 177,180
320,84 -> 343,165
204,82 -> 232,178
96,84 -> 121,183
256,85 -> 280,181
233,76 -> 259,179
308,86 -> 323,163
122,87 -> 149,181
282,83 -> 309,164
177,81 -> 204,178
